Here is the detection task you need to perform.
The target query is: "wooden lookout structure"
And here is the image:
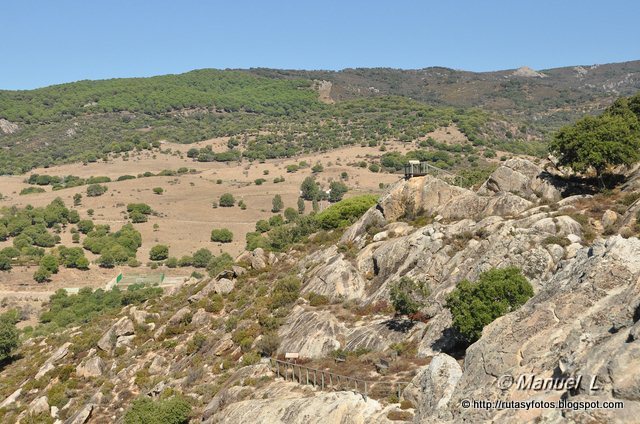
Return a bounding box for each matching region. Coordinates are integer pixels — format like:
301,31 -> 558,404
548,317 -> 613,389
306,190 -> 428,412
404,160 -> 456,182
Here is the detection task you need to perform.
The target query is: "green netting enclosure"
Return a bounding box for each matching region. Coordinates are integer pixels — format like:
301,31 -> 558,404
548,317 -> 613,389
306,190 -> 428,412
116,273 -> 165,286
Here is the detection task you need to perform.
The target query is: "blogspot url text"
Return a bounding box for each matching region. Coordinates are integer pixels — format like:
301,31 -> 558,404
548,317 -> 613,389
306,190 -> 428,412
460,399 -> 624,411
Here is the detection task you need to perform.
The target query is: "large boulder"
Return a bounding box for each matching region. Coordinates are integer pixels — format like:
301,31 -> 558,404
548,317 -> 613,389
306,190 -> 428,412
97,317 -> 135,351
478,158 -> 562,202
378,175 -> 472,222
168,307 -> 192,325
27,396 -> 49,416
405,354 -> 462,422
76,356 -> 106,378
212,278 -> 234,295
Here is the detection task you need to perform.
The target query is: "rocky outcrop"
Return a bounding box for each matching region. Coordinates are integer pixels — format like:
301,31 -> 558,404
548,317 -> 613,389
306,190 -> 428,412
35,342 -> 72,379
97,317 -> 135,351
439,236 -> 640,423
212,278 -> 234,295
0,118 -> 18,134
344,318 -> 426,352
210,391 -> 391,424
377,173 -> 535,224
65,403 -> 94,424
377,176 -> 472,222
340,207 -> 387,244
27,396 -> 50,416
277,306 -> 346,357
294,164 -> 581,358
404,354 -> 462,422
236,248 -> 279,270
76,356 -> 106,378
478,158 -> 562,202
301,246 -> 368,301
0,388 -> 22,409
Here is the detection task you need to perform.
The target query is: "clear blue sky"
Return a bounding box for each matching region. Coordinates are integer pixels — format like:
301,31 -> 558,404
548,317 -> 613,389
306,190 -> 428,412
2,0 -> 639,89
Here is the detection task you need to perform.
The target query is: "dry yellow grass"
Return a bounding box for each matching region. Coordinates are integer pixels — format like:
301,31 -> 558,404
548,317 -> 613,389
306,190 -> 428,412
0,138 -> 416,292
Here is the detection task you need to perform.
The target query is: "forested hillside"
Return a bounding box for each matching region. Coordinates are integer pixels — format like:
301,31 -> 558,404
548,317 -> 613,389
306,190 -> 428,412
1,61 -> 639,174
0,70 -> 318,122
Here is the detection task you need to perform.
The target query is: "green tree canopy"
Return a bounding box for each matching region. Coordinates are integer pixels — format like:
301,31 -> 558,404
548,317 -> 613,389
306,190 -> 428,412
0,312 -> 19,361
271,194 -> 284,213
445,267 -> 533,343
149,244 -> 169,261
210,228 -> 233,243
389,276 -> 430,316
300,176 -> 321,201
550,96 -> 640,177
219,193 -> 235,207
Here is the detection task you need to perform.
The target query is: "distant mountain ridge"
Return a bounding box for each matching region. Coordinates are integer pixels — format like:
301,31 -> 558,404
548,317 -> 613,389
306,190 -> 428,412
247,60 -> 640,119
0,60 -> 638,174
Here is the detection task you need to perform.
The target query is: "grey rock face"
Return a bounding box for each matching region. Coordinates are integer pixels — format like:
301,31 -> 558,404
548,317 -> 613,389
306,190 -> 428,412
168,307 -> 191,325
213,278 -> 234,295
441,236 -> 640,423
35,342 -> 72,379
0,118 -> 18,134
301,249 -> 368,301
277,306 -> 346,357
404,354 -> 462,422
210,391 -> 390,424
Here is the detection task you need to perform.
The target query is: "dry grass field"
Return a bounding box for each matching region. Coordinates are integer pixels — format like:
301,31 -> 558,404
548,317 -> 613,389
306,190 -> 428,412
0,136 -> 420,298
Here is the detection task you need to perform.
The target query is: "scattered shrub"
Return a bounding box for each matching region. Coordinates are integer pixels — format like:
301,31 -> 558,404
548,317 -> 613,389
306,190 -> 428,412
446,267 -> 533,343
210,228 -> 233,243
271,194 -> 284,213
270,276 -> 301,310
219,193 -> 235,207
86,184 -> 108,197
315,195 -> 377,229
20,187 -> 46,195
389,276 -> 430,316
149,244 -> 169,261
542,236 -> 571,247
124,395 -> 191,424
192,248 -> 212,268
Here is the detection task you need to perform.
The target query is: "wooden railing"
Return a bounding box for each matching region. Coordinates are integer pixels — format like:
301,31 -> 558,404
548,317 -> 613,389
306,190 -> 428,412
269,358 -> 411,401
